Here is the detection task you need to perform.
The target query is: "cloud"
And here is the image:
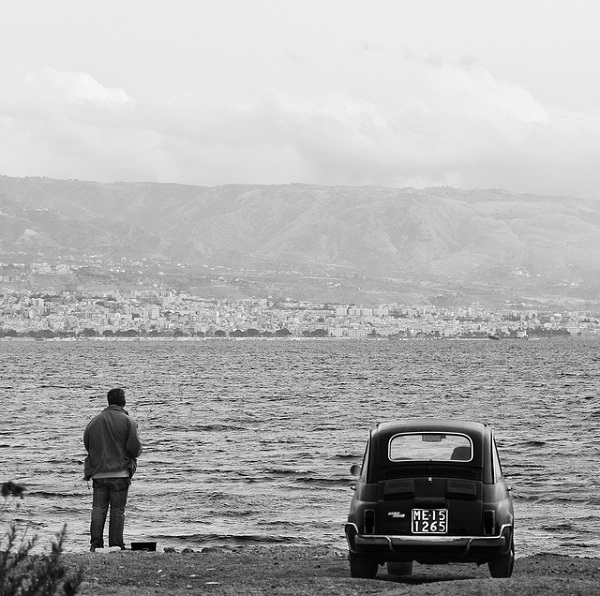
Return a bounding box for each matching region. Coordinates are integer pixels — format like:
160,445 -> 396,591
24,68 -> 132,107
0,68 -> 132,119
0,69 -> 138,180
0,60 -> 600,198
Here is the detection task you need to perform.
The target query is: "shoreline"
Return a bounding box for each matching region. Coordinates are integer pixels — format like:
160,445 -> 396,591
0,334 -> 581,342
61,546 -> 600,596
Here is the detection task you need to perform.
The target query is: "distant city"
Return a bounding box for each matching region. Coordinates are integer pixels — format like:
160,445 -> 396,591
1,260 -> 597,340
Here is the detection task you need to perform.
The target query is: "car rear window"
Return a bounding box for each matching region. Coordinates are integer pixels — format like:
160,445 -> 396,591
389,432 -> 473,462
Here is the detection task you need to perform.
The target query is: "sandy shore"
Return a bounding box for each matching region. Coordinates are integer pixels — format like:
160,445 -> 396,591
60,546 -> 600,596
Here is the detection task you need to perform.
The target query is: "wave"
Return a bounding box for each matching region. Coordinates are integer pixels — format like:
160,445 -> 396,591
155,533 -> 302,547
12,518 -> 45,527
214,509 -> 255,518
541,522 -> 577,532
190,424 -> 248,432
262,468 -> 300,476
26,491 -> 79,499
334,453 -> 362,460
294,476 -> 350,486
229,471 -> 350,487
531,495 -> 591,504
558,540 -> 599,549
255,520 -> 311,528
38,385 -> 84,389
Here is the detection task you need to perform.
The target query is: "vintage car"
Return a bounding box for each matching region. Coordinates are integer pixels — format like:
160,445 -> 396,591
345,419 -> 514,578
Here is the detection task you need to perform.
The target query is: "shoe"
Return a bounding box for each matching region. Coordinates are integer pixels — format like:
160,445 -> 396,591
90,547 -> 96,552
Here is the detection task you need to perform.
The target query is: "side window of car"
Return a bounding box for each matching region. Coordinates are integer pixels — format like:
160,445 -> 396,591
360,440 -> 371,480
492,436 -> 503,482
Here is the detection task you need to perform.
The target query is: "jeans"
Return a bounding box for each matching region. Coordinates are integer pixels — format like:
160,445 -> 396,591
90,477 -> 131,549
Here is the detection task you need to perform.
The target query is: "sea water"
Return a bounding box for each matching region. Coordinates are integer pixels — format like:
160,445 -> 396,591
1,337 -> 599,557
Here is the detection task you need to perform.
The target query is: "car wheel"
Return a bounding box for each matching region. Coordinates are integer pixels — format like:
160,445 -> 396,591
349,553 -> 379,578
387,561 -> 413,576
488,538 -> 515,578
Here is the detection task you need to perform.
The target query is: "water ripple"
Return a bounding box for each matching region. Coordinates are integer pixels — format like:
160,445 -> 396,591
2,337 -> 599,557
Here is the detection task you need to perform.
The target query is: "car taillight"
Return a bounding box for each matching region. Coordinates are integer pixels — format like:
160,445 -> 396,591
483,510 -> 496,535
364,509 -> 375,534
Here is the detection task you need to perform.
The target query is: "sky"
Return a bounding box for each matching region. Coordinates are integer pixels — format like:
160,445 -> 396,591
1,0 -> 600,198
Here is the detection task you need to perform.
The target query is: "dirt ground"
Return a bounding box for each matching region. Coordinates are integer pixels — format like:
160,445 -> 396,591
61,545 -> 600,596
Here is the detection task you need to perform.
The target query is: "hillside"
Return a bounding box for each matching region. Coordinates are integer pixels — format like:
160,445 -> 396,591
1,175 -> 600,306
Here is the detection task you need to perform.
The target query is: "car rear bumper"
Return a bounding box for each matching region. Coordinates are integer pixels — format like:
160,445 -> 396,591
345,522 -> 512,559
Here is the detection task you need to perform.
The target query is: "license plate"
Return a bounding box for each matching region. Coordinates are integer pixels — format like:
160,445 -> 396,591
411,509 -> 448,534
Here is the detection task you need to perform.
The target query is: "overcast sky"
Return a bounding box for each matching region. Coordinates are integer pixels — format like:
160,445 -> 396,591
1,1 -> 600,197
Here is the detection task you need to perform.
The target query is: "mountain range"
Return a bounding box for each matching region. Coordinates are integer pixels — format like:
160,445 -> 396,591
1,175 -> 600,307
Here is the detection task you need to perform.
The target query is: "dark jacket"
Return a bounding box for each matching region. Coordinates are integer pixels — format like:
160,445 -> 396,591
83,405 -> 143,480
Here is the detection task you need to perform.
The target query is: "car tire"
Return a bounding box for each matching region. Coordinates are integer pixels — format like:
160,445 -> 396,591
387,561 -> 413,576
349,553 -> 378,578
488,538 -> 515,578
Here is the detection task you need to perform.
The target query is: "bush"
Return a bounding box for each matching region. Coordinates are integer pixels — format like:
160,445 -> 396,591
1,482 -> 84,596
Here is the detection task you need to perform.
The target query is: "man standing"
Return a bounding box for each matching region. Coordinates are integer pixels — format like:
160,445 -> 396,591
84,388 -> 143,552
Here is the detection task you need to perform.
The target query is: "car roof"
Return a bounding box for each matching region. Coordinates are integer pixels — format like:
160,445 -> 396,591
365,419 -> 494,480
372,418 -> 490,441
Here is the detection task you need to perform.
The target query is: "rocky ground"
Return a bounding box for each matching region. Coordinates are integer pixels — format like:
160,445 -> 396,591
61,546 -> 600,596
